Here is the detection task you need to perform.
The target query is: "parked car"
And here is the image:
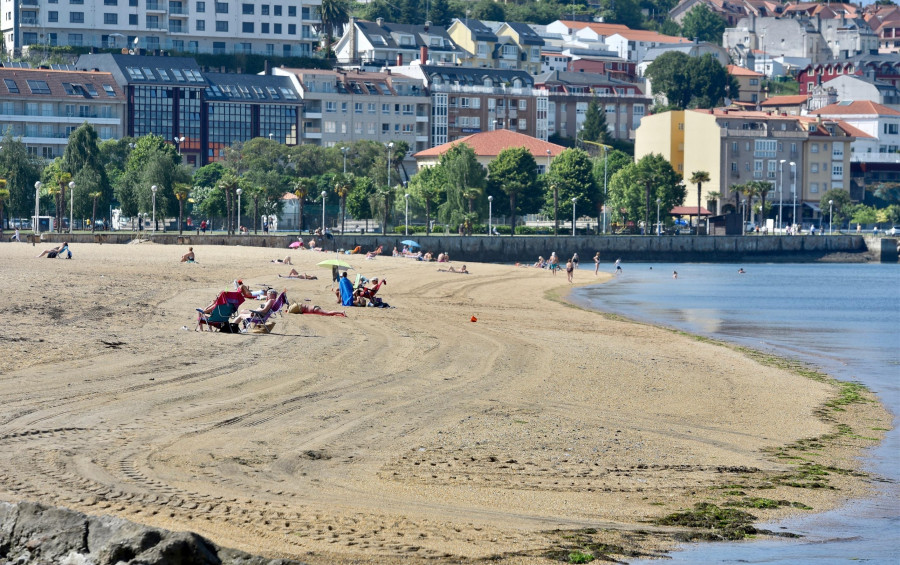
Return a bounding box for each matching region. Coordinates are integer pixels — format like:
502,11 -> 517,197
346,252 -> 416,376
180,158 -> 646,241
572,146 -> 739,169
887,226 -> 900,236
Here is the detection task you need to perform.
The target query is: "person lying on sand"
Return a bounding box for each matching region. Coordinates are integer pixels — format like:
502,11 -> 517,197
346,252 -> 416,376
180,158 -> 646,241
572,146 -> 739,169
298,302 -> 346,316
279,269 -> 317,279
438,265 -> 468,274
271,256 -> 292,265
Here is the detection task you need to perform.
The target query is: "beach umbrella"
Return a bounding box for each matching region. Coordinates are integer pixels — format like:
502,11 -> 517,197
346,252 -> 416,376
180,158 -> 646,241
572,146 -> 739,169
401,240 -> 420,247
317,259 -> 353,270
289,241 -> 302,248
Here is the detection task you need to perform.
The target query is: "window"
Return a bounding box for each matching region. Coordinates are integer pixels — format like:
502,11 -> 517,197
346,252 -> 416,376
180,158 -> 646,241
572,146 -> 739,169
3,79 -> 18,93
212,41 -> 225,53
754,159 -> 763,178
754,139 -> 776,158
811,143 -> 819,153
273,23 -> 281,34
288,24 -> 295,34
26,80 -> 51,94
519,99 -> 527,110
832,164 -> 843,179
216,21 -> 228,31
215,2 -> 227,12
325,101 -> 336,112
382,103 -> 389,113
103,84 -> 116,96
241,3 -> 253,13
884,123 -> 899,135
147,15 -> 160,27
70,0 -> 84,3
48,11 -> 58,21
274,5 -> 281,15
634,104 -> 644,115
261,4 -> 269,14
324,121 -> 336,133
288,6 -> 295,16
70,11 -> 84,22
368,103 -> 375,113
767,159 -> 777,178
810,163 -> 818,173
196,0 -> 204,11
104,13 -> 117,24
129,14 -> 137,24
810,182 -> 819,193
518,119 -> 526,130
477,42 -> 487,57
242,22 -> 253,33
196,19 -> 205,30
354,102 -> 362,113
749,78 -> 759,86
261,23 -> 269,33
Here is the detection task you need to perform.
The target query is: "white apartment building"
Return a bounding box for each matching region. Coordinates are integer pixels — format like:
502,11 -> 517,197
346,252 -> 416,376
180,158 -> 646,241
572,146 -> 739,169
811,100 -> 900,159
2,0 -> 321,57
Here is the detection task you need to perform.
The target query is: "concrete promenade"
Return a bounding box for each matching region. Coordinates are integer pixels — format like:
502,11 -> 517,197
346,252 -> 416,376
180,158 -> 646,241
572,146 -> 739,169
25,231 -> 898,263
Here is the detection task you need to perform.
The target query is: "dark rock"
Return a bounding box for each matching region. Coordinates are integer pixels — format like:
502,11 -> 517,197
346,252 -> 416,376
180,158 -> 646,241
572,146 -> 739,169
0,501 -> 302,565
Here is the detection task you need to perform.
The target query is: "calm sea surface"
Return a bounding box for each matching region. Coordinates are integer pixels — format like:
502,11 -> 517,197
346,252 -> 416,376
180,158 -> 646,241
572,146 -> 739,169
569,262 -> 900,564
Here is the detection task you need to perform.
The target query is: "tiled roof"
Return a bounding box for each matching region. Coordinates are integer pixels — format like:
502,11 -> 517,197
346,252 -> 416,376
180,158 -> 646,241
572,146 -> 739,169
556,20 -> 632,36
727,64 -> 763,77
534,70 -> 642,90
414,130 -> 566,159
419,65 -> 534,87
610,29 -> 690,43
810,100 -> 900,116
670,206 -> 712,216
203,73 -> 301,103
760,95 -> 810,106
0,67 -> 124,100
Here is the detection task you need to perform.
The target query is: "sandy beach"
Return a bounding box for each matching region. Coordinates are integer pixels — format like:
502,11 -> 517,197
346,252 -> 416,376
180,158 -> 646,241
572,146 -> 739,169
0,241 -> 889,563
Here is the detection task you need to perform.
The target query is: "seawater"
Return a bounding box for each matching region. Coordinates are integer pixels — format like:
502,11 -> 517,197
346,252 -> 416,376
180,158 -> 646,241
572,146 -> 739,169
569,262 -> 900,565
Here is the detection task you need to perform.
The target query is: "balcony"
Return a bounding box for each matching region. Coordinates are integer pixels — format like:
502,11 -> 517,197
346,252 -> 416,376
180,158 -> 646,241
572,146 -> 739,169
2,112 -> 120,125
168,23 -> 187,33
168,5 -> 189,16
21,17 -> 38,25
146,2 -> 166,11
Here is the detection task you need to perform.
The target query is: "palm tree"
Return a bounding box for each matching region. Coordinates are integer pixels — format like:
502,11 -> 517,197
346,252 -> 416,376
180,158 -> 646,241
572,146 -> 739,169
246,185 -> 265,234
293,177 -> 313,235
317,0 -> 349,58
746,180 -> 772,230
740,182 -> 761,225
706,190 -> 721,215
689,170 -> 710,235
89,191 -> 102,233
174,183 -> 191,235
334,172 -> 353,234
461,185 -> 482,235
217,173 -> 239,235
0,179 -> 8,234
730,183 -> 744,218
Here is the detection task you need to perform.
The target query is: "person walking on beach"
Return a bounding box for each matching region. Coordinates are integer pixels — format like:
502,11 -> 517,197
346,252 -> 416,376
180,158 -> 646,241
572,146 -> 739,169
11,228 -> 20,242
615,258 -> 622,275
548,252 -> 559,275
566,258 -> 574,283
593,252 -> 600,275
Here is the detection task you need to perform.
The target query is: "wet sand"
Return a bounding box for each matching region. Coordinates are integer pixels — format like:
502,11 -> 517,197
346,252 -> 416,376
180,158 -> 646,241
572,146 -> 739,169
0,242 -> 889,563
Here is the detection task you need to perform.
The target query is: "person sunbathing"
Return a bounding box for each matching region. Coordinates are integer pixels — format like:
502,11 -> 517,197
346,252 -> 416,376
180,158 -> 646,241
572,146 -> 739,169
298,302 -> 346,316
279,269 -> 317,279
349,246 -> 362,254
438,265 -> 469,274
271,255 -> 292,264
180,247 -> 195,262
239,289 -> 278,321
37,242 -> 69,258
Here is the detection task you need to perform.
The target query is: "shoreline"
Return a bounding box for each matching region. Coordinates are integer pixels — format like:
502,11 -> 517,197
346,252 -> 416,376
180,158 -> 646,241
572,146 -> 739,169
0,243 -> 890,563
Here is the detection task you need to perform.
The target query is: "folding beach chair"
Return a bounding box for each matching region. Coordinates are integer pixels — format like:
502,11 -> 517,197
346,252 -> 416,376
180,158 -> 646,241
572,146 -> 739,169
196,290 -> 245,332
242,290 -> 289,334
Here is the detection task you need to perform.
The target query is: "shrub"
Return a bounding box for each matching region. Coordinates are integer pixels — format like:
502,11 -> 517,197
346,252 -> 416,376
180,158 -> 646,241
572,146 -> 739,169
568,550 -> 594,563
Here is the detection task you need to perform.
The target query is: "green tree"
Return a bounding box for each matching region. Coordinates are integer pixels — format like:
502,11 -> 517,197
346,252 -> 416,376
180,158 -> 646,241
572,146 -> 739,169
62,122 -> 110,221
217,172 -> 240,235
174,183 -> 191,234
293,177 -> 315,234
470,0 -> 504,21
689,170 -> 711,235
88,190 -> 102,232
581,98 -> 611,146
347,175 -> 376,232
318,0 -> 350,56
191,185 -> 225,226
544,148 -> 597,235
645,52 -> 737,109
0,131 -> 42,219
436,143 -> 486,228
850,204 -> 877,226
744,180 -> 772,227
608,154 -> 683,232
681,4 -> 726,44
0,180 -> 8,233
428,0 -> 453,27
820,189 -> 852,230
408,166 -> 446,235
598,0 -> 643,28
334,172 -> 354,233
119,134 -> 186,226
873,181 -> 900,206
193,162 -> 227,190
487,147 -> 539,235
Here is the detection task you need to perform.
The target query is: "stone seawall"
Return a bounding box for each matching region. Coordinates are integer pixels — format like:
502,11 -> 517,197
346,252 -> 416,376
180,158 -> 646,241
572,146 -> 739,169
29,232 -> 892,263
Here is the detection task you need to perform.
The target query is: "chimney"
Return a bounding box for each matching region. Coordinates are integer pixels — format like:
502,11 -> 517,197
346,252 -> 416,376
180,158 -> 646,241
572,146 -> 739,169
349,17 -> 357,63
376,17 -> 384,27
424,20 -> 431,31
420,45 -> 428,63
397,53 -> 403,66
264,60 -> 270,75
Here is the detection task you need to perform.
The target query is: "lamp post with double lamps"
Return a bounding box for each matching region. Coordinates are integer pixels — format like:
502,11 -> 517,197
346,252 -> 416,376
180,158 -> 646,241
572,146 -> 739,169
656,198 -> 661,236
236,187 -> 242,232
68,181 -> 75,233
342,146 -> 349,174
790,161 -> 797,230
488,195 -> 493,236
151,185 -> 157,232
386,142 -> 394,190
34,181 -> 41,235
571,197 -> 577,236
321,190 -> 327,231
173,136 -> 185,155
778,159 -> 786,232
404,192 -> 410,236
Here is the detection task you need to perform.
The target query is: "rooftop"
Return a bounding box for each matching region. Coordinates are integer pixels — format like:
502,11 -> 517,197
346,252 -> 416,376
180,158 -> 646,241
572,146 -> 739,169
414,129 -> 565,159
811,100 -> 900,116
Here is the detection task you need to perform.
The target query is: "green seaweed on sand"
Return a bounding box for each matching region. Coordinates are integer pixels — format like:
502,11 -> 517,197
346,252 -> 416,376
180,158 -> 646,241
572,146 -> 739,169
654,502 -> 760,541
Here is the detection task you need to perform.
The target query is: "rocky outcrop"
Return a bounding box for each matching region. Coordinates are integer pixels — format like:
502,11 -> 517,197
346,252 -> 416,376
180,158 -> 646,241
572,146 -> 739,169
0,501 -> 302,565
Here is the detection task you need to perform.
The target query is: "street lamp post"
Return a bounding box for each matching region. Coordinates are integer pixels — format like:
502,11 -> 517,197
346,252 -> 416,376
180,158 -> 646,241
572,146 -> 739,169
404,193 -> 410,236
321,190 -> 327,230
68,180 -> 75,233
829,199 -> 833,235
790,161 -> 797,231
34,181 -> 41,235
602,145 -> 609,234
151,185 -> 157,232
778,159 -> 786,232
268,133 -> 274,141
656,198 -> 661,236
342,146 -> 349,174
386,142 -> 394,190
236,187 -> 242,232
571,197 -> 577,236
173,136 -> 185,155
488,195 -> 493,236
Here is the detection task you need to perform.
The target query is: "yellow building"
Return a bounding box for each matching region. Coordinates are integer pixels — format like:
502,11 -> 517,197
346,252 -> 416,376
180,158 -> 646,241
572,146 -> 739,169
447,19 -> 498,69
635,108 -> 859,225
495,22 -> 545,75
727,65 -> 764,104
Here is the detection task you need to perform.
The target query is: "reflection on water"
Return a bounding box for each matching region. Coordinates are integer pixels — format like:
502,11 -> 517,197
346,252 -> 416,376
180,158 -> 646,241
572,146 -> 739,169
571,262 -> 900,564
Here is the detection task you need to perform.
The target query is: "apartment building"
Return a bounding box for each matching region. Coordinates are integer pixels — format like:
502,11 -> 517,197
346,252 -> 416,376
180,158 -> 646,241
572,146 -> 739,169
0,65 -> 125,160
392,62 -> 548,145
272,67 -> 430,152
727,64 -> 764,104
2,0 -> 321,57
635,109 -> 858,224
76,53 -> 302,166
544,20 -> 689,62
533,70 -> 650,141
798,53 -> 900,95
811,100 -> 899,158
447,19 -> 544,74
334,18 -> 461,69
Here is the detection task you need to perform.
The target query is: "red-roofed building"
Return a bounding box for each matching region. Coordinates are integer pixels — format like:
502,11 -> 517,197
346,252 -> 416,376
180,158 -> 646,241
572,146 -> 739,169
727,65 -> 764,104
413,130 -> 565,173
759,95 -> 812,115
811,101 -> 899,158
